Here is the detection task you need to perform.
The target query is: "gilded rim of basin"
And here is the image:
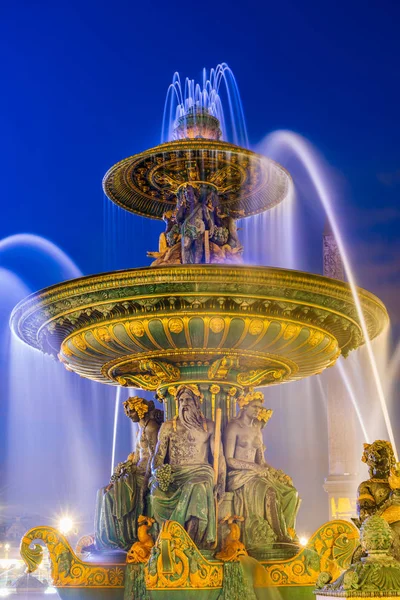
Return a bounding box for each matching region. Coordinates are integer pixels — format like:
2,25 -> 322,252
10,265 -> 389,388
102,139 -> 292,220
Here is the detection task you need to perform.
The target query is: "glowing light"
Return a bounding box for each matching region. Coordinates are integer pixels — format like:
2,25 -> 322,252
299,536 -> 309,547
111,387 -> 122,476
45,587 -> 58,595
4,544 -> 10,551
58,517 -> 74,535
0,590 -> 10,597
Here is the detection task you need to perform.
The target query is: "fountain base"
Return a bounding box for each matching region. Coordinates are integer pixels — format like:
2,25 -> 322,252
20,519 -> 359,599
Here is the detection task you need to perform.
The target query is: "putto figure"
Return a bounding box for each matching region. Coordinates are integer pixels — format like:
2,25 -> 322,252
224,390 -> 300,550
356,440 -> 400,560
150,384 -> 226,548
95,397 -> 163,550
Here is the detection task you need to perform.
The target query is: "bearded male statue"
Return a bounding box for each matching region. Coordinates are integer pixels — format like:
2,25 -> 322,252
150,384 -> 225,547
95,397 -> 163,551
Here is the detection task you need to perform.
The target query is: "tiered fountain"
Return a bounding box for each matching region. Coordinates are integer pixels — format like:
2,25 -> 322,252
10,66 -> 392,599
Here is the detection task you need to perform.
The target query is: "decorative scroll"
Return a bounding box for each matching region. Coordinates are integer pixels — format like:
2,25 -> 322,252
20,527 -> 124,588
144,520 -> 223,590
258,520 -> 359,587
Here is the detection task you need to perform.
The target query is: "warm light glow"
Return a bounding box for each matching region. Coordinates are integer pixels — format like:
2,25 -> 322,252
4,544 -> 10,551
58,516 -> 74,535
299,536 -> 309,547
45,588 -> 57,595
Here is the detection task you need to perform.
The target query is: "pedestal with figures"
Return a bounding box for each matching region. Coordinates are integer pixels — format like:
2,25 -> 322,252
11,75 -> 390,599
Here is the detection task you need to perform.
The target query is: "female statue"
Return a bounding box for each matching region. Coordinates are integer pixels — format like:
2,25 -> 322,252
95,397 -> 163,550
224,390 -> 299,551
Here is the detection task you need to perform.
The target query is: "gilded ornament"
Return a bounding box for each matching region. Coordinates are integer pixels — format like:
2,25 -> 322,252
20,526 -> 124,588
96,326 -> 112,342
130,321 -> 145,337
249,318 -> 264,336
144,520 -> 223,590
126,516 -> 155,564
168,318 -> 184,334
74,334 -> 87,351
283,323 -> 301,340
257,408 -> 273,424
215,516 -> 247,562
237,389 -> 264,409
210,317 -> 225,333
123,396 -> 149,420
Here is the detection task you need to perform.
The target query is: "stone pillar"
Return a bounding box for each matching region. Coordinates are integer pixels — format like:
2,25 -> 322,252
323,221 -> 358,520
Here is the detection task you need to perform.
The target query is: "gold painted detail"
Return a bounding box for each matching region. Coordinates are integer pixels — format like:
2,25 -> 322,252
237,367 -> 286,387
168,318 -> 184,334
210,317 -> 225,333
126,517 -> 155,564
116,359 -> 181,391
208,356 -> 239,380
257,408 -> 274,424
258,520 -> 359,587
145,520 -> 223,590
20,527 -> 124,588
123,397 -> 149,420
249,319 -> 264,335
215,516 -> 247,562
209,384 -> 220,420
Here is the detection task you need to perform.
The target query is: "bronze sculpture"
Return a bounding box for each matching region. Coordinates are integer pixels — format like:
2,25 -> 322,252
224,390 -> 299,550
355,439 -> 400,560
94,397 -> 163,550
150,384 -> 225,547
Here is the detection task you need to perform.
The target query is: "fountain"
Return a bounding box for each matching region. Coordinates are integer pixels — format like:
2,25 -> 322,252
9,65 -> 392,598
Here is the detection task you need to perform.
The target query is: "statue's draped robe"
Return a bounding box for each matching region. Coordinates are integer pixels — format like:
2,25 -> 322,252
150,464 -> 216,545
227,469 -> 299,547
95,468 -> 144,550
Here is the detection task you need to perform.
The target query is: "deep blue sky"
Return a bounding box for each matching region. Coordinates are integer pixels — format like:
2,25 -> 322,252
1,0 -> 400,279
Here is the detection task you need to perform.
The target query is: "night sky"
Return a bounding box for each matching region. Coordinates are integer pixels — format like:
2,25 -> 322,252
0,0 -> 399,529
1,1 -> 399,299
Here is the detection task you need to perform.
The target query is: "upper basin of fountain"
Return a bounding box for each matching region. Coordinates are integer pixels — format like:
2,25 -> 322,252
102,139 -> 292,220
10,264 -> 389,390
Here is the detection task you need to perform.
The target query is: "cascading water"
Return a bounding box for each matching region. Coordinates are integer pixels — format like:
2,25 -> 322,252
249,130 -> 396,455
0,235 -> 136,535
162,63 -> 248,147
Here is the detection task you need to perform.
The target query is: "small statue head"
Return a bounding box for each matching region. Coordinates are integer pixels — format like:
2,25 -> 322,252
362,440 -> 395,478
123,397 -> 154,422
183,184 -> 199,206
176,384 -> 205,431
162,210 -> 175,224
237,389 -> 265,421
